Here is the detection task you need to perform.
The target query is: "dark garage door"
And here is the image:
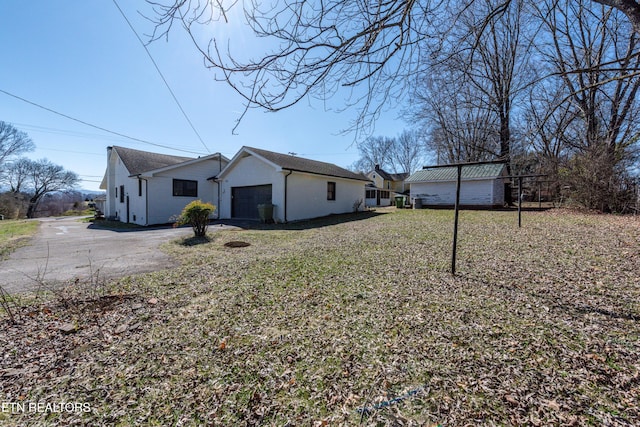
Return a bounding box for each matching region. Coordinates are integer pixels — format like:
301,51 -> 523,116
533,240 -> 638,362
232,184 -> 272,219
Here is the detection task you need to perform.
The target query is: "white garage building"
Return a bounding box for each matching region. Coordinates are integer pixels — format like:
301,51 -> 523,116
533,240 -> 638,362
215,147 -> 369,222
407,163 -> 508,208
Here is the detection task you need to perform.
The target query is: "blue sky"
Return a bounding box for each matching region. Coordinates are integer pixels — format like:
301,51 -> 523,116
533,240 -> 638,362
0,1 -> 407,192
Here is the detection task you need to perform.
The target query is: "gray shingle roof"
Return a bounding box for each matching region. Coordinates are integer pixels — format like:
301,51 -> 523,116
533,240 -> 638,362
246,147 -> 370,181
406,163 -> 506,182
370,167 -> 394,181
112,146 -> 194,175
390,172 -> 409,181
368,167 -> 409,182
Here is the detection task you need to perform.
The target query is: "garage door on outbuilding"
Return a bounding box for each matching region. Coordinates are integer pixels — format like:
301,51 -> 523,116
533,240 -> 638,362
231,184 -> 272,219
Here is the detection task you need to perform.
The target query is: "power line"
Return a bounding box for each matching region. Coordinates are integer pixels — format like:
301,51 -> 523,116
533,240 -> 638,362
0,88 -> 204,155
112,0 -> 211,154
11,121 -> 209,154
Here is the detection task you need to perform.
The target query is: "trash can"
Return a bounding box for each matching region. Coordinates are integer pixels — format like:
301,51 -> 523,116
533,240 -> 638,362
257,203 -> 274,223
395,196 -> 404,208
414,198 -> 423,209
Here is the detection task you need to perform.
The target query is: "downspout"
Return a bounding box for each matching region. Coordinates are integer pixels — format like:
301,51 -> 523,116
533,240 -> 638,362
284,170 -> 293,223
217,153 -> 222,219
144,178 -> 149,226
137,175 -> 149,226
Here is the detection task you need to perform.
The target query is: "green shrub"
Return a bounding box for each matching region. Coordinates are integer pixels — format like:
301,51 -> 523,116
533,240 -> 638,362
176,200 -> 216,237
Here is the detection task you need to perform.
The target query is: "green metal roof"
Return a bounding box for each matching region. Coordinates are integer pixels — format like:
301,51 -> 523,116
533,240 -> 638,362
406,163 -> 506,182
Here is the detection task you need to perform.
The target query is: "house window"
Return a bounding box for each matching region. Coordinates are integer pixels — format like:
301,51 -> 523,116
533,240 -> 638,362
366,190 -> 376,199
138,179 -> 142,197
327,182 -> 336,201
119,185 -> 124,203
380,190 -> 390,199
173,179 -> 198,197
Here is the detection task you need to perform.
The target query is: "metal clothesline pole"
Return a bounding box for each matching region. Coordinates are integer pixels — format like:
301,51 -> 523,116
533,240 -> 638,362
437,160 -> 545,275
451,164 -> 463,275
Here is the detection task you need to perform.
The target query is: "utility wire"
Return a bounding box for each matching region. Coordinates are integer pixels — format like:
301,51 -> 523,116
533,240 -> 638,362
112,0 -> 211,154
11,121 -> 206,153
0,88 -> 204,155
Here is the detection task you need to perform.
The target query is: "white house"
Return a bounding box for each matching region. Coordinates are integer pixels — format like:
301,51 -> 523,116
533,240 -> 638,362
100,146 -> 229,225
406,163 -> 508,208
215,146 -> 370,222
365,165 -> 409,207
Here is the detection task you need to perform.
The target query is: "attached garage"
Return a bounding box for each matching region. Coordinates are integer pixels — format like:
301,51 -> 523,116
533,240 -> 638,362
231,184 -> 272,219
216,146 -> 369,222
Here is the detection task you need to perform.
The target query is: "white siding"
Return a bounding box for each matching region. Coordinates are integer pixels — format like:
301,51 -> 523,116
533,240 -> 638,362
410,179 -> 499,206
219,154 -> 366,222
219,155 -> 284,220
365,197 -> 377,207
104,149 -> 225,226
105,151 -> 140,223
286,172 -> 365,222
145,159 -> 221,225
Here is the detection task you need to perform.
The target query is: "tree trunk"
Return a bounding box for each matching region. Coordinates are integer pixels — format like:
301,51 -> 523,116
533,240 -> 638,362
26,196 -> 39,219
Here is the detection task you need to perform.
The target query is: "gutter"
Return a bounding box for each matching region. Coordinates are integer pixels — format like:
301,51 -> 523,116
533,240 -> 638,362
217,153 -> 222,219
278,167 -> 369,182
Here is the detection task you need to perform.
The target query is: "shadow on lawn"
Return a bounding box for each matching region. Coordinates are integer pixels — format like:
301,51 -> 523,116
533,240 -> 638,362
86,210 -> 389,233
178,235 -> 214,246
86,220 -> 189,233
215,210 -> 390,231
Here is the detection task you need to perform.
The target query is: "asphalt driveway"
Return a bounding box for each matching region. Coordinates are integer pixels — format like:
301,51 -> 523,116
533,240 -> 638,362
0,217 -> 233,294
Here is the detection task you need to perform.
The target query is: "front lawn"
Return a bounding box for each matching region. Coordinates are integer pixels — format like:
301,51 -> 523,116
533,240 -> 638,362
1,209 -> 639,425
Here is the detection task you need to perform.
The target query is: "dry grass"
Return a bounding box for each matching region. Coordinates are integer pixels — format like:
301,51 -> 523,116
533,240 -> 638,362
1,208 -> 639,426
0,220 -> 39,261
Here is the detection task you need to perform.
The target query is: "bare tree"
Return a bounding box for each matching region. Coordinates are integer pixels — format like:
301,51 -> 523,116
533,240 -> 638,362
149,0 -> 640,211
5,158 -> 80,218
410,0 -> 531,170
412,67 -> 501,163
532,0 -> 640,211
522,78 -> 574,198
351,131 -> 426,173
391,129 -> 425,173
351,136 -> 395,172
148,0 -> 640,137
584,0 -> 640,33
462,0 -> 532,166
3,157 -> 32,193
0,121 -> 34,167
148,0 -> 502,136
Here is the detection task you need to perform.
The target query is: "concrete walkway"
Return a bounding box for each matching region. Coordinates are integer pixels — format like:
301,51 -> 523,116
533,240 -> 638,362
0,217 -> 233,294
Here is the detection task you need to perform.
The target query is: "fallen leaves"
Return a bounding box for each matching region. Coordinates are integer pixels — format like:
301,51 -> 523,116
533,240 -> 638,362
1,209 -> 639,425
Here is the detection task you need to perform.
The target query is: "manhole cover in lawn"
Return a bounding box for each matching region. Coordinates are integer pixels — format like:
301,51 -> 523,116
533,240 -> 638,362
224,241 -> 251,248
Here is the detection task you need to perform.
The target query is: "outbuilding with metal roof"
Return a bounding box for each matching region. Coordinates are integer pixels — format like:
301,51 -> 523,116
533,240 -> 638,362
406,163 -> 508,208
